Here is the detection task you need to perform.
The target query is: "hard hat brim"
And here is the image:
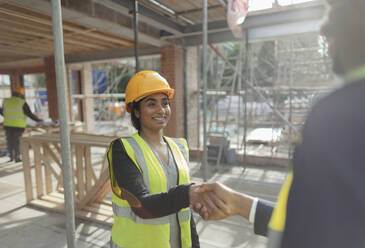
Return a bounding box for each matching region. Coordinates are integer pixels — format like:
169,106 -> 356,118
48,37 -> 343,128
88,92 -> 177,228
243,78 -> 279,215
125,88 -> 175,113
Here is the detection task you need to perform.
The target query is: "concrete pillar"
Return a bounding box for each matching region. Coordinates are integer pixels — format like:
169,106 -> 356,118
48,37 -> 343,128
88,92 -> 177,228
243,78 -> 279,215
161,45 -> 184,138
186,47 -> 199,149
44,57 -> 59,120
81,63 -> 95,133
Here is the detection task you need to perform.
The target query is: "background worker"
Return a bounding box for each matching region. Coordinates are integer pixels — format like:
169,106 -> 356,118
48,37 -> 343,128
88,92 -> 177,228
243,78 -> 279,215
2,86 -> 43,162
192,0 -> 365,247
108,70 -> 211,248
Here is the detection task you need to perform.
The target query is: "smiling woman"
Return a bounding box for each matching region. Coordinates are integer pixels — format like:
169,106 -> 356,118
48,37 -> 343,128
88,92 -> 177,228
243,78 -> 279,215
107,70 -> 202,248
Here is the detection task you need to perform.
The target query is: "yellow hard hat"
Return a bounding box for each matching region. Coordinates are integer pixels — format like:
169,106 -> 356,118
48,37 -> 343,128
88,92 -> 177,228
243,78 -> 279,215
13,87 -> 24,95
125,70 -> 174,113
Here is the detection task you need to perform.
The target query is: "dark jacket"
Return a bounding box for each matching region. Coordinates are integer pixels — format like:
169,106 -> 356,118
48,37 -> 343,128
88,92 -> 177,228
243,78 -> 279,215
254,199 -> 275,236
282,79 -> 365,248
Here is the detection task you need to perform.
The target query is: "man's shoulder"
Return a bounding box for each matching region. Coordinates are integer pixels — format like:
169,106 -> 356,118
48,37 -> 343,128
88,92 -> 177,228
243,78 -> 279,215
310,80 -> 365,118
303,79 -> 365,137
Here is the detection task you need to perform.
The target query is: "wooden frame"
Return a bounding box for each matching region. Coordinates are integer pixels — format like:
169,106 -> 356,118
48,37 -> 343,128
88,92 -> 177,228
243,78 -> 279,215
20,133 -> 117,226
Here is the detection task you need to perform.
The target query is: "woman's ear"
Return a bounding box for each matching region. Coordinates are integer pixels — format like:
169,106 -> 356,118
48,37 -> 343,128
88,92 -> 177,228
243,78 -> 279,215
134,108 -> 140,118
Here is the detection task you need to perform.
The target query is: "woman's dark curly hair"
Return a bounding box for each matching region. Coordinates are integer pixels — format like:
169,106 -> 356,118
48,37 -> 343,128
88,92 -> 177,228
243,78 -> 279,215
129,101 -> 142,131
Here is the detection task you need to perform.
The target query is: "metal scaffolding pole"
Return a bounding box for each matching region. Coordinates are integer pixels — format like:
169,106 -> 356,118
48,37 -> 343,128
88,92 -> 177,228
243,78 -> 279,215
51,1 -> 76,247
133,0 -> 140,72
201,0 -> 208,181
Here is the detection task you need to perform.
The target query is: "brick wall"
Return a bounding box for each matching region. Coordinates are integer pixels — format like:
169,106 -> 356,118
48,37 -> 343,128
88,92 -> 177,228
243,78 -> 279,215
186,47 -> 199,149
160,45 -> 184,138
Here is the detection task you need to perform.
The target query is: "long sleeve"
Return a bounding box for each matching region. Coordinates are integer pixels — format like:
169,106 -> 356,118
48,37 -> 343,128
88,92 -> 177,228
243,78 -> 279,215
109,139 -> 191,218
23,102 -> 42,122
253,199 -> 275,236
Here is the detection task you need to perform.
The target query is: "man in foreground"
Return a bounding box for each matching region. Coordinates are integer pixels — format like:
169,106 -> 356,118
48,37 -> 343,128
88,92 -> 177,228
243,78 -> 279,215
193,0 -> 365,247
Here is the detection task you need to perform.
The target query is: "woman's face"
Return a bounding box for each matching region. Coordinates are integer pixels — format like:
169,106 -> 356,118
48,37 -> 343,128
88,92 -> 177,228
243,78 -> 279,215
135,93 -> 171,132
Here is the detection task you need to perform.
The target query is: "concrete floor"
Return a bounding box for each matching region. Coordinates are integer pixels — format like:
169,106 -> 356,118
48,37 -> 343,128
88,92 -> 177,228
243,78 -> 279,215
0,155 -> 287,248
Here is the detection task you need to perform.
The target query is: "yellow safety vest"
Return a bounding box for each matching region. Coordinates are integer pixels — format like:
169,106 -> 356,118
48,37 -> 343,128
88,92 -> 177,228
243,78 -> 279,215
108,133 -> 192,248
3,97 -> 27,128
267,172 -> 293,248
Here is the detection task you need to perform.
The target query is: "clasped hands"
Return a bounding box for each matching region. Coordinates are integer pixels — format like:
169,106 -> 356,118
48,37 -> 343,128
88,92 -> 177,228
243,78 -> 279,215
189,182 -> 242,221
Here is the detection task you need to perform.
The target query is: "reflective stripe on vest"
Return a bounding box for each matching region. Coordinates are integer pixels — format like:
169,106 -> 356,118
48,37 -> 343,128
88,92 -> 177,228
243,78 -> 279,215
110,239 -> 192,248
108,133 -> 192,248
170,137 -> 189,163
3,97 -> 26,128
267,172 -> 293,248
123,136 -> 150,190
112,203 -> 191,225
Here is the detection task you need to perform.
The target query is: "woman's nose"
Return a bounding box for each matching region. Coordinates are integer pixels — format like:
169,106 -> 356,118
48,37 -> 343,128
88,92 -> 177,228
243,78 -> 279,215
156,103 -> 165,114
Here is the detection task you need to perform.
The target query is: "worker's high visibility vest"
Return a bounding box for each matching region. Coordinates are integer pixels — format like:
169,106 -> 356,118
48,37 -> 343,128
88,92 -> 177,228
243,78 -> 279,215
267,172 -> 293,248
108,133 -> 192,248
3,97 -> 27,128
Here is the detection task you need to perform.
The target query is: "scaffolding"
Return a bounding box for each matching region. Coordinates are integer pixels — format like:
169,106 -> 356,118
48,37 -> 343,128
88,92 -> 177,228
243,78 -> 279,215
84,56 -> 161,136
197,32 -> 334,170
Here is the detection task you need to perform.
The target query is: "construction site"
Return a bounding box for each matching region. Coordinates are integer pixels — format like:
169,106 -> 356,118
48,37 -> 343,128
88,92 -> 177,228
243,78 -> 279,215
0,0 -> 337,247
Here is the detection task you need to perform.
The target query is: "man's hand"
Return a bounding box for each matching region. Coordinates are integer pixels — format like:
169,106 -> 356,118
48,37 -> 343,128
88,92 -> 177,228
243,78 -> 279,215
191,182 -> 254,220
189,183 -> 230,220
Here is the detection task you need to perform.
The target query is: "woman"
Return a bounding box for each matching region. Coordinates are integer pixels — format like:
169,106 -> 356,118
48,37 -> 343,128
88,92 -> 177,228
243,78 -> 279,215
108,70 -> 201,248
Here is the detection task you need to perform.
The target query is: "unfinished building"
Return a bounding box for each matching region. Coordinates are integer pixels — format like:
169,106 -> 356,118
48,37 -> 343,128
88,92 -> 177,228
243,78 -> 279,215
0,0 -> 333,247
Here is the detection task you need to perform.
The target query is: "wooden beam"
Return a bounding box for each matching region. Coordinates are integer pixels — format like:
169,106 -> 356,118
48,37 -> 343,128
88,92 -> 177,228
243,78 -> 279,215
0,25 -> 110,51
0,14 -> 51,33
76,145 -> 85,200
0,10 -> 132,49
40,144 -> 62,185
0,66 -> 43,74
0,44 -> 49,57
84,146 -> 93,190
43,145 -> 53,194
175,4 -> 222,16
81,31 -> 133,47
77,168 -> 110,209
20,140 -> 33,203
43,144 -> 62,169
33,142 -> 44,199
0,4 -> 133,47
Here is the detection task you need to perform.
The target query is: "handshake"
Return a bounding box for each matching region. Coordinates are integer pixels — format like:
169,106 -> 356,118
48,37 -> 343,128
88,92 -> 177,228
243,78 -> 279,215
188,182 -> 254,221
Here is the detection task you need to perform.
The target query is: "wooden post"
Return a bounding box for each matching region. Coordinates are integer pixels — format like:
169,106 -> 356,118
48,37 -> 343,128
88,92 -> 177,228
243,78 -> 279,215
81,63 -> 95,133
43,144 -> 53,194
33,142 -> 44,198
20,140 -> 33,203
75,145 -> 85,200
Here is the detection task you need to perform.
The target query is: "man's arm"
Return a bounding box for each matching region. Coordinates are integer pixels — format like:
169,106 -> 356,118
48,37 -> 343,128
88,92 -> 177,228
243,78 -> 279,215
254,199 -> 275,236
192,182 -> 275,236
23,102 -> 42,122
